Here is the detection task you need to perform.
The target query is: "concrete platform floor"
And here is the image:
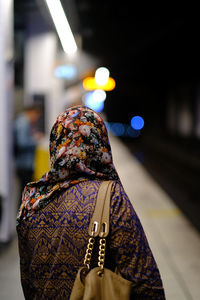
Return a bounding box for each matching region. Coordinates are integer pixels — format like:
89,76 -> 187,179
0,135 -> 200,299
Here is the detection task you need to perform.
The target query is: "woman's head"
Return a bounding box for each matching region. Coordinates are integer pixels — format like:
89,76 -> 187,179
49,105 -> 115,179
17,105 -> 119,223
17,106 -> 119,224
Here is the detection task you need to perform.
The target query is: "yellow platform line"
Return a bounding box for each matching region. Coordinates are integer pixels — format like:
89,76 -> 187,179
147,208 -> 181,218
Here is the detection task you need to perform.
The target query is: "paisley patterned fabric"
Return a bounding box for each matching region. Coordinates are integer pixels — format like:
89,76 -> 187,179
17,180 -> 165,299
17,106 -> 119,225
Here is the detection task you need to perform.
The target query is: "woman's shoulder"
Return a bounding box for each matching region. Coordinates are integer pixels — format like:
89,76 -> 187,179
73,179 -> 124,197
56,179 -> 129,215
110,180 -> 130,204
109,180 -> 136,220
63,179 -> 121,195
75,179 -> 131,214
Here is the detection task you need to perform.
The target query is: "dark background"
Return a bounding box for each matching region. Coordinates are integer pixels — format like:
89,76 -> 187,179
14,1 -> 200,126
14,1 -> 200,231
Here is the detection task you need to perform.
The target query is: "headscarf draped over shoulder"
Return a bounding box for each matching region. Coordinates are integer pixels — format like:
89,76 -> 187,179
17,105 -> 119,224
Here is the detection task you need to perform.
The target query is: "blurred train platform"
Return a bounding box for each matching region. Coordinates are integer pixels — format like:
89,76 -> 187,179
121,134 -> 200,232
0,135 -> 200,299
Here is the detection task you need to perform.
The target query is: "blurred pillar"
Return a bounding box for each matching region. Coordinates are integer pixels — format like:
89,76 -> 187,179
24,32 -> 57,101
24,27 -> 58,134
0,0 -> 14,242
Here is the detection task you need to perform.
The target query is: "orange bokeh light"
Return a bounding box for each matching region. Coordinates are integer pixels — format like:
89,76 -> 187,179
83,77 -> 116,91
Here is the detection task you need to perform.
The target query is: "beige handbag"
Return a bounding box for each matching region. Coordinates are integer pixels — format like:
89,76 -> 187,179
70,180 -> 133,300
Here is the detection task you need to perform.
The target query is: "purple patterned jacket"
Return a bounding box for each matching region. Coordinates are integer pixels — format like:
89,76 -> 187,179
17,180 -> 165,299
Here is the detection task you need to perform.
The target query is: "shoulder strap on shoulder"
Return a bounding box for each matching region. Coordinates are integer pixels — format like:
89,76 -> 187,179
88,180 -> 113,238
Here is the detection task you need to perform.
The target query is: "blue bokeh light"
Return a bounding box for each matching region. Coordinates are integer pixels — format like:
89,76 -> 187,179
54,65 -> 77,79
85,92 -> 104,112
111,123 -> 125,136
105,122 -> 141,138
131,116 -> 144,130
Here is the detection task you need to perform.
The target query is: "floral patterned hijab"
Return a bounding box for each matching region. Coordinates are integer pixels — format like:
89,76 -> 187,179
17,105 -> 119,224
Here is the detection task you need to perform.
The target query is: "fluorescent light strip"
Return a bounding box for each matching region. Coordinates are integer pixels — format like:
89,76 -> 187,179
45,0 -> 77,54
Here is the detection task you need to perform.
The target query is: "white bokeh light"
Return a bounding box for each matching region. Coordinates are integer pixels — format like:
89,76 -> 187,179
92,89 -> 107,103
95,67 -> 110,86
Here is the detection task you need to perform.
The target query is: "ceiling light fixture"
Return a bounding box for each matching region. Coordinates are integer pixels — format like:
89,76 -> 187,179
45,0 -> 77,54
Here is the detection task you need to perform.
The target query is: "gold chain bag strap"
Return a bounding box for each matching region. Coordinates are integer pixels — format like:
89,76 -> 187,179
70,181 -> 133,300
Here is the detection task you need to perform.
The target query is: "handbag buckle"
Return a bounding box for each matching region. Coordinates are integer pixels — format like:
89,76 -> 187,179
99,222 -> 107,237
91,221 -> 98,236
